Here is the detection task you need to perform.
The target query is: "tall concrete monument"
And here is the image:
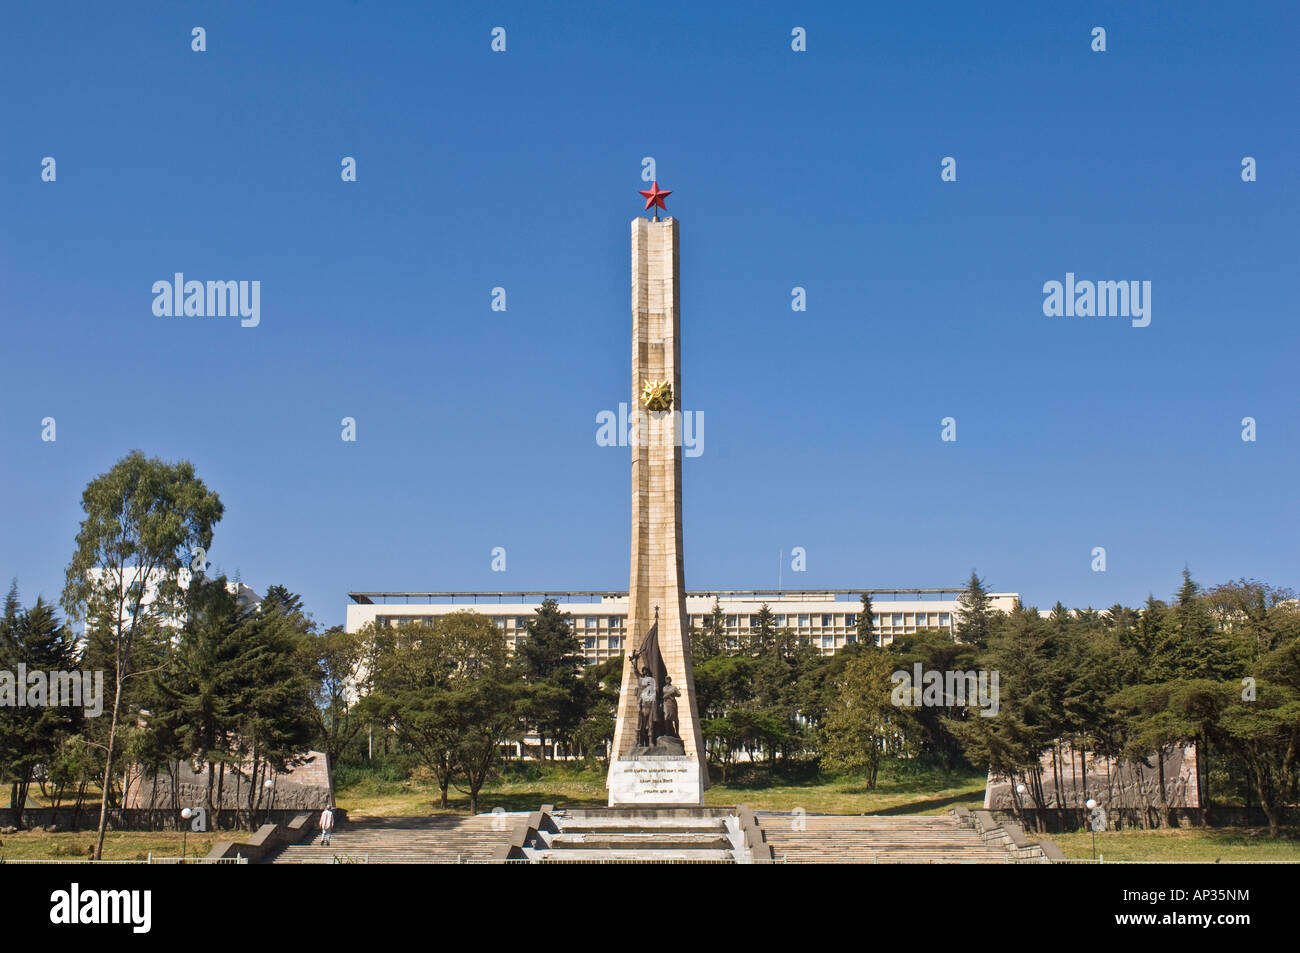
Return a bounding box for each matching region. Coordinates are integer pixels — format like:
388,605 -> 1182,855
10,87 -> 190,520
607,183 -> 708,806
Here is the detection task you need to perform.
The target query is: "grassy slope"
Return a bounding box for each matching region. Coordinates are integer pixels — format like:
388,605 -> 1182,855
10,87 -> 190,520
1053,827 -> 1300,862
335,763 -> 988,818
0,831 -> 218,862
8,766 -> 1297,862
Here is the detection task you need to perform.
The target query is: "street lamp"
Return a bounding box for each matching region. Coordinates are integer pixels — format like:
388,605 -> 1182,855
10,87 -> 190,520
1013,782 -> 1029,828
1086,798 -> 1099,860
180,807 -> 194,863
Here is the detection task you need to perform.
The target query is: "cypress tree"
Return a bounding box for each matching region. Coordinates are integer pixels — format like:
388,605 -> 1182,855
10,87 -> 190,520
956,570 -> 994,648
857,593 -> 876,647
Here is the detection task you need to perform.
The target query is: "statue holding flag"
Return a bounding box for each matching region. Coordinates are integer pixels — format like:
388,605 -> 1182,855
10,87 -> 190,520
629,607 -> 669,747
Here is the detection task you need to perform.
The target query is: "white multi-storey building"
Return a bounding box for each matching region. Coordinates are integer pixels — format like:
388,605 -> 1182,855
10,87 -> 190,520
81,567 -> 262,635
346,589 -> 1020,664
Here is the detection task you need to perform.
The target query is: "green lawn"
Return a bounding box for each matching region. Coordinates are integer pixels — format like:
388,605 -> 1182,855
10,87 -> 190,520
0,830 -> 218,862
335,762 -> 988,818
11,768 -> 1297,864
1052,827 -> 1300,862
705,771 -> 986,815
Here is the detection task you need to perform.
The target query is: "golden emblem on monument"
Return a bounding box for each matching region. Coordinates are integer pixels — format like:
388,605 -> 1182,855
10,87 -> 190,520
639,379 -> 673,412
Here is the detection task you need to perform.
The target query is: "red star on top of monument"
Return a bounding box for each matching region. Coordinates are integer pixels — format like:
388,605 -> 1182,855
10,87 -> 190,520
639,181 -> 672,211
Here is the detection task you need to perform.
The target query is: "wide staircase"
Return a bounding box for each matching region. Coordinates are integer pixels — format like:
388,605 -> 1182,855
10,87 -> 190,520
533,807 -> 739,862
756,812 -> 1013,863
265,815 -> 515,864
264,809 -> 1030,864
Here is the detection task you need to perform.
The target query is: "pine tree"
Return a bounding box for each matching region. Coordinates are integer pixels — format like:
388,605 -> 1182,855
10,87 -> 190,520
705,597 -> 728,656
745,603 -> 777,655
154,576 -> 249,826
0,594 -> 82,825
857,593 -> 876,647
234,587 -> 317,826
952,604 -> 1057,829
516,598 -> 585,759
956,571 -> 994,648
690,597 -> 726,665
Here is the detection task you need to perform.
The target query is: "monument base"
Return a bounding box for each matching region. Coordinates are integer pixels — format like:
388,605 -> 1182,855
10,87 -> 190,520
607,756 -> 704,807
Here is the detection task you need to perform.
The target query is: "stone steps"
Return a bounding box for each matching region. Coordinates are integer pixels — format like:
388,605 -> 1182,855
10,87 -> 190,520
550,832 -> 732,850
539,808 -> 742,862
531,849 -> 735,863
756,812 -> 1017,863
560,821 -> 727,834
266,809 -> 1023,864
265,814 -> 516,864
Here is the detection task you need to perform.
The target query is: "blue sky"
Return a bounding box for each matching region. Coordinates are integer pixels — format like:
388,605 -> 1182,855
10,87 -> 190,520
2,1 -> 1297,628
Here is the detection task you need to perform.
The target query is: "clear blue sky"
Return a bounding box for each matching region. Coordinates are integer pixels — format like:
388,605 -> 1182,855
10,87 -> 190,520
2,2 -> 1297,628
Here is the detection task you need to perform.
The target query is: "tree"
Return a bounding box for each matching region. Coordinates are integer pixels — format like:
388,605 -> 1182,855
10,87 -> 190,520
953,605 -> 1057,828
692,597 -> 727,664
61,451 -> 223,858
1214,610 -> 1300,837
1104,604 -> 1139,633
516,599 -> 585,759
303,625 -> 369,771
955,571 -> 995,648
0,591 -> 83,826
1163,569 -> 1240,682
887,628 -> 977,769
744,603 -> 778,655
233,585 -> 318,826
745,604 -> 820,764
368,619 -> 456,807
147,578 -> 319,829
821,650 -> 912,788
1108,682 -> 1199,828
574,657 -> 621,765
856,593 -> 876,647
376,613 -> 519,813
440,613 -> 518,813
151,576 -> 249,828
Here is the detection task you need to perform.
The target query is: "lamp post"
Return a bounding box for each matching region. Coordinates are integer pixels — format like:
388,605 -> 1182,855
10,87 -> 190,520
263,776 -> 275,825
1013,781 -> 1032,833
1086,798 -> 1099,860
180,807 -> 194,863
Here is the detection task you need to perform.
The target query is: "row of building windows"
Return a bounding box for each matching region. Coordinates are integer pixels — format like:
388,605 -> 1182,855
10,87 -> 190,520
704,612 -> 951,629
376,611 -> 952,631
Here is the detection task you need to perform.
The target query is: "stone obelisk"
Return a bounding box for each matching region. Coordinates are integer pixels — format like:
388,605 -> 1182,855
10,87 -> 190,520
607,198 -> 708,806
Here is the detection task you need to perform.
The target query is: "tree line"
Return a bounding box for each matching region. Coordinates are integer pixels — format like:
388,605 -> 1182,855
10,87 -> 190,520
808,572 -> 1300,837
4,450 -> 1297,856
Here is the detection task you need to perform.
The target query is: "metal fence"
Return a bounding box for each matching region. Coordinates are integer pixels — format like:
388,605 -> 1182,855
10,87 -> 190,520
1053,857 -> 1300,865
1,854 -> 247,865
147,855 -> 247,864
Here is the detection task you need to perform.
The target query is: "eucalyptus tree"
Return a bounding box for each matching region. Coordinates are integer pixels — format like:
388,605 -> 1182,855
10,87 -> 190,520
62,451 -> 222,858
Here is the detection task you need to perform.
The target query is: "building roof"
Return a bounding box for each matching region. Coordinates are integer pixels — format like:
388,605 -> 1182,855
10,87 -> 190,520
349,588 -> 1001,605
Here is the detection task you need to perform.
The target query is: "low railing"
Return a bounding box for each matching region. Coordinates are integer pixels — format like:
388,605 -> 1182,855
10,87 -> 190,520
1052,857 -> 1300,865
2,854 -> 247,865
146,854 -> 248,864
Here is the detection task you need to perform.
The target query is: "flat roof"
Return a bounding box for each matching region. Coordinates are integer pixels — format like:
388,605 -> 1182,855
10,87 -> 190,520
348,588 -> 1005,605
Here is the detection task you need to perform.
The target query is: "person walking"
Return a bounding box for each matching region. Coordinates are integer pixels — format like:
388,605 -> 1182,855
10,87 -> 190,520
319,804 -> 336,847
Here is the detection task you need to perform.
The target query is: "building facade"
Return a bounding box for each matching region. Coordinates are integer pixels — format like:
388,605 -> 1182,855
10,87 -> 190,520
346,589 -> 1021,665
81,567 -> 261,636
